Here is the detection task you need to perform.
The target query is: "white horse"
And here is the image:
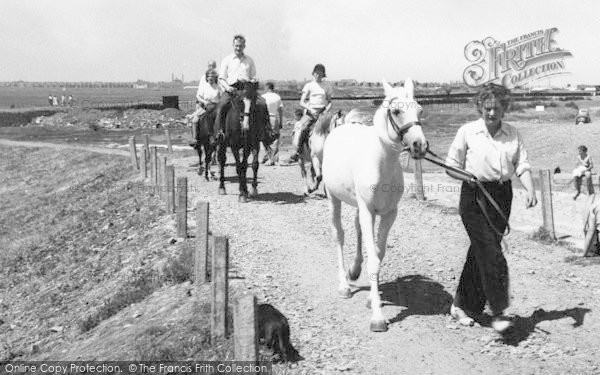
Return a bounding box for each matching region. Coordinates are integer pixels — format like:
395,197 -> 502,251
322,78 -> 427,332
293,110 -> 345,195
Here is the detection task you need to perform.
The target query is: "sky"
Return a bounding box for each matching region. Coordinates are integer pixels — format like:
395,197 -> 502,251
2,0 -> 600,86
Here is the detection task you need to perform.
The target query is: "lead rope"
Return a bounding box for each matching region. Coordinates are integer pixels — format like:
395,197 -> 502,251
422,149 -> 510,237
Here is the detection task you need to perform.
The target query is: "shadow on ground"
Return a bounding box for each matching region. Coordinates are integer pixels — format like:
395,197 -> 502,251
353,274 -> 453,326
252,192 -> 306,205
497,307 -> 592,346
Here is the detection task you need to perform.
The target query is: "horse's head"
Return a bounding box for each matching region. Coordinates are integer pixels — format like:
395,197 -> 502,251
331,110 -> 345,130
231,80 -> 259,99
381,78 -> 427,158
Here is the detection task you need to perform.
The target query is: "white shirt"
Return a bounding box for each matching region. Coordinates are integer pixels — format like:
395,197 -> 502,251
219,53 -> 256,86
261,91 -> 283,117
446,118 -> 531,182
196,82 -> 221,104
302,81 -> 333,109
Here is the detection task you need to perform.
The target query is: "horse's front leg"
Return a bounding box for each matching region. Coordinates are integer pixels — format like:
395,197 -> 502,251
357,199 -> 387,332
217,143 -> 227,195
249,145 -> 259,197
204,143 -> 213,181
298,150 -> 311,196
309,153 -> 322,193
196,144 -> 204,176
328,196 -> 351,298
233,147 -> 248,203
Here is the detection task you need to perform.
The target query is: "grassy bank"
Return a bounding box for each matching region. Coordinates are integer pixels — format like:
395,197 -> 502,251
0,145 -> 231,361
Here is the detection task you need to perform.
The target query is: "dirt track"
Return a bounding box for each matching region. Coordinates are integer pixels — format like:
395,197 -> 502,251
5,139 -> 600,374
169,152 -> 600,375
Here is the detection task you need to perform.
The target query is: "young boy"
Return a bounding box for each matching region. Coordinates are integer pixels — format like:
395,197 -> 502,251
285,109 -> 305,164
573,145 -> 593,200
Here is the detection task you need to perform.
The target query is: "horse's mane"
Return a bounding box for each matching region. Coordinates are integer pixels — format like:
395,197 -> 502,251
313,112 -> 334,136
344,108 -> 373,126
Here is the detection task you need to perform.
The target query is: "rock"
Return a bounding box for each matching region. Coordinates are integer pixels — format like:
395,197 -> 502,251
50,326 -> 63,332
446,324 -> 459,330
132,312 -> 142,318
168,238 -> 177,244
31,344 -> 40,354
480,335 -> 493,343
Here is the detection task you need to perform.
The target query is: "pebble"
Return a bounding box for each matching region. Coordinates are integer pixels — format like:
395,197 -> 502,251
50,326 -> 63,332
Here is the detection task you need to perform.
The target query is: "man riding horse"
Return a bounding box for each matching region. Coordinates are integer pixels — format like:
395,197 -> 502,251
214,34 -> 269,142
212,34 -> 272,201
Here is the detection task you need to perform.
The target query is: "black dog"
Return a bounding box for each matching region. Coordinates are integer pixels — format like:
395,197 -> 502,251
257,303 -> 302,362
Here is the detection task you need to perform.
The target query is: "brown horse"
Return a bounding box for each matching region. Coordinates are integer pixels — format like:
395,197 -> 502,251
189,105 -> 217,181
216,82 -> 270,202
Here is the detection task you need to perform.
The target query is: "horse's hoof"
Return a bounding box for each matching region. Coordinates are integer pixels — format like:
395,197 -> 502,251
218,188 -> 226,195
370,320 -> 388,332
238,195 -> 248,203
204,176 -> 210,182
338,287 -> 352,299
347,268 -> 361,281
249,187 -> 258,197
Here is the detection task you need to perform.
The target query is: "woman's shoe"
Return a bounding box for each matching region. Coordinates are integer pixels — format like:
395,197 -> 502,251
450,304 -> 475,326
491,316 -> 513,333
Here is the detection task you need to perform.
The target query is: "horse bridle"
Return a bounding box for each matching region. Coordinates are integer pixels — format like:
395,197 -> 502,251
385,97 -> 421,146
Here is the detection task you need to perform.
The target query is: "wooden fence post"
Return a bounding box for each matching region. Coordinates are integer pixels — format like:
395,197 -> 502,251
143,134 -> 150,162
583,174 -> 595,195
158,156 -> 166,200
211,236 -> 229,341
196,201 -> 210,285
539,169 -> 556,240
165,129 -> 173,153
128,136 -> 138,170
177,177 -> 188,238
234,294 -> 258,363
166,165 -> 175,214
140,149 -> 147,179
414,158 -> 425,201
401,152 -> 410,170
150,147 -> 157,187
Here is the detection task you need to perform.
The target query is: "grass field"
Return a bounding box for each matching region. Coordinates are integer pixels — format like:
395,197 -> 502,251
0,87 -> 199,109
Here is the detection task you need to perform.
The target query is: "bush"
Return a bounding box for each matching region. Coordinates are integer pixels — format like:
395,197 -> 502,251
565,101 -> 579,110
508,102 -> 525,112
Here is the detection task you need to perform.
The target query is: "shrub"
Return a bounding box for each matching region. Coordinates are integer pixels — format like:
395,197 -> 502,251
565,101 -> 579,110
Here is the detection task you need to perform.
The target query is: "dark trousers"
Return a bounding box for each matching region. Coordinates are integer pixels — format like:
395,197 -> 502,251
213,92 -> 232,136
454,181 -> 512,316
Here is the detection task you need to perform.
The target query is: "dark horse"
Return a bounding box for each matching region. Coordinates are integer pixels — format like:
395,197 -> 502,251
189,104 -> 217,181
216,81 -> 270,202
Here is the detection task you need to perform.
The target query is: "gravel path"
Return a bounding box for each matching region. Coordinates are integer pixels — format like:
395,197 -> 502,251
172,154 -> 600,375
